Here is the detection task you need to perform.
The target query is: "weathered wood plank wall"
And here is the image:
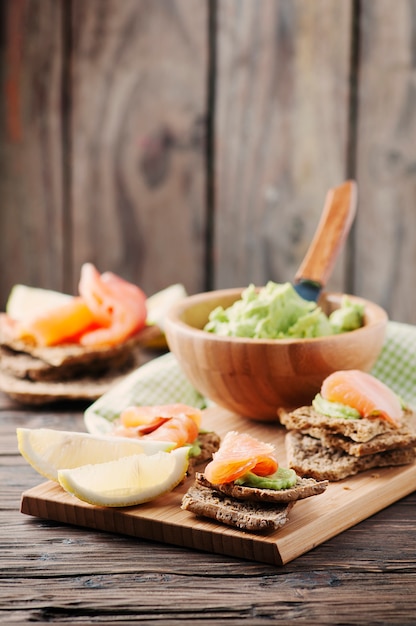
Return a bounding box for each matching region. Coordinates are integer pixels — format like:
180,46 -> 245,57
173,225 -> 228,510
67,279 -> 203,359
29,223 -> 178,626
214,0 -> 352,290
1,0 -> 416,324
354,0 -> 416,323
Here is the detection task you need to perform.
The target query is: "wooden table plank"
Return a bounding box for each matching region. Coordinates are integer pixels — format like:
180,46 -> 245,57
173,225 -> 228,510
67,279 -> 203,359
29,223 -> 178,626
1,392 -> 416,623
18,406 -> 416,566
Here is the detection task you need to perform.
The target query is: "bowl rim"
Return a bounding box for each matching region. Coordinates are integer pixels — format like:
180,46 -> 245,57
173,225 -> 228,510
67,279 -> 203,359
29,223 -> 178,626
164,288 -> 388,346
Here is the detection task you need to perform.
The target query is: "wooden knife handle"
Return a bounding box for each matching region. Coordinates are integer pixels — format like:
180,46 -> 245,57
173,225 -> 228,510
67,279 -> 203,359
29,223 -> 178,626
294,180 -> 357,287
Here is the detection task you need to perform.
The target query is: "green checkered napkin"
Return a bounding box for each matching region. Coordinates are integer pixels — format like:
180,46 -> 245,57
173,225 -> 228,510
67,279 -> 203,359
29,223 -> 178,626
84,321 -> 416,434
371,321 -> 416,407
84,352 -> 207,434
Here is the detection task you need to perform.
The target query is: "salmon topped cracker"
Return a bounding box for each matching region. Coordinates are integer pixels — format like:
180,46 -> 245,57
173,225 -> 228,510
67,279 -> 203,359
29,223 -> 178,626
321,369 -> 403,428
278,370 -> 415,481
0,264 -> 149,404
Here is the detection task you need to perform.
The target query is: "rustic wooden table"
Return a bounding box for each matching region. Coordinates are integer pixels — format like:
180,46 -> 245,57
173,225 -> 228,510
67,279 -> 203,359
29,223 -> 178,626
2,390 -> 416,625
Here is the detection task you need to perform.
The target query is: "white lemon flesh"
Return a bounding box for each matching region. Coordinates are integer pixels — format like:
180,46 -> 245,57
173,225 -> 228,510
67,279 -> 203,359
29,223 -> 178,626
58,447 -> 189,507
146,284 -> 187,331
17,428 -> 174,482
143,283 -> 187,348
6,285 -> 73,322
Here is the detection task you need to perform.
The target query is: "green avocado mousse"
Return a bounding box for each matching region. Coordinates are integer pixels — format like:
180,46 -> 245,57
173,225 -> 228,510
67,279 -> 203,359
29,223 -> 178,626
204,281 -> 364,339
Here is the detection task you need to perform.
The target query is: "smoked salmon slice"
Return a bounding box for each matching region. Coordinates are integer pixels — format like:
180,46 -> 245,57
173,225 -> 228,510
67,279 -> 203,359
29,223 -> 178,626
321,370 -> 402,428
4,264 -> 148,348
16,297 -> 96,347
115,404 -> 202,448
140,414 -> 199,448
204,431 -> 278,485
78,263 -> 147,347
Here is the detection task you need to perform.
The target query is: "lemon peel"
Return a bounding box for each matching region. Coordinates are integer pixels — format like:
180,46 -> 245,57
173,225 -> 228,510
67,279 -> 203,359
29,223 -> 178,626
17,427 -> 174,482
57,447 -> 189,507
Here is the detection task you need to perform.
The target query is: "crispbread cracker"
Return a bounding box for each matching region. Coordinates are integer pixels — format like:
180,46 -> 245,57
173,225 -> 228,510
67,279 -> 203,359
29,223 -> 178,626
0,360 -> 140,405
195,472 -> 328,502
0,324 -> 157,368
181,465 -> 328,531
0,322 -> 161,405
181,483 -> 295,531
0,345 -> 136,382
285,431 -> 415,481
187,433 -> 221,475
278,406 -> 400,443
302,424 -> 416,457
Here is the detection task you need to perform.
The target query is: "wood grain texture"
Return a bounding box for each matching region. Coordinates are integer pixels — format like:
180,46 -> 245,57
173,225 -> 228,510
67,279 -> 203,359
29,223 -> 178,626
1,398 -> 416,624
213,0 -> 353,291
354,0 -> 416,324
0,0 -> 65,302
294,180 -> 357,286
2,0 -> 416,326
69,0 -> 208,296
164,289 -> 387,419
20,405 -> 416,566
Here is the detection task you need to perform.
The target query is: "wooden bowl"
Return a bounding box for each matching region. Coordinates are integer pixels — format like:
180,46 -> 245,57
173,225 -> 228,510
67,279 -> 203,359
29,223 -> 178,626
164,288 -> 388,422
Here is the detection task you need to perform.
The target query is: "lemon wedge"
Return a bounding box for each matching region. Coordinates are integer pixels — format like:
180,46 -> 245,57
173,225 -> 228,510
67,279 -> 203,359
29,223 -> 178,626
6,284 -> 73,322
58,447 -> 189,507
143,284 -> 187,348
17,427 -> 174,482
146,283 -> 187,330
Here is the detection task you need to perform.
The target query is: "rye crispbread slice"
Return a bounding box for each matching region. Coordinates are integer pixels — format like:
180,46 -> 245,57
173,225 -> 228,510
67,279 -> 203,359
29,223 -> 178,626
195,472 -> 328,503
0,324 -> 158,368
0,345 -> 136,382
278,406 -> 402,443
181,483 -> 295,531
285,431 -> 416,481
301,423 -> 416,457
0,322 -> 160,405
187,433 -> 221,475
0,360 -> 140,405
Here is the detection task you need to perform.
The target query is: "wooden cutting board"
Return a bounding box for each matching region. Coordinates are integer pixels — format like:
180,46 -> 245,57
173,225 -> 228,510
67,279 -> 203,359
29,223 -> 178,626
20,406 -> 416,566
